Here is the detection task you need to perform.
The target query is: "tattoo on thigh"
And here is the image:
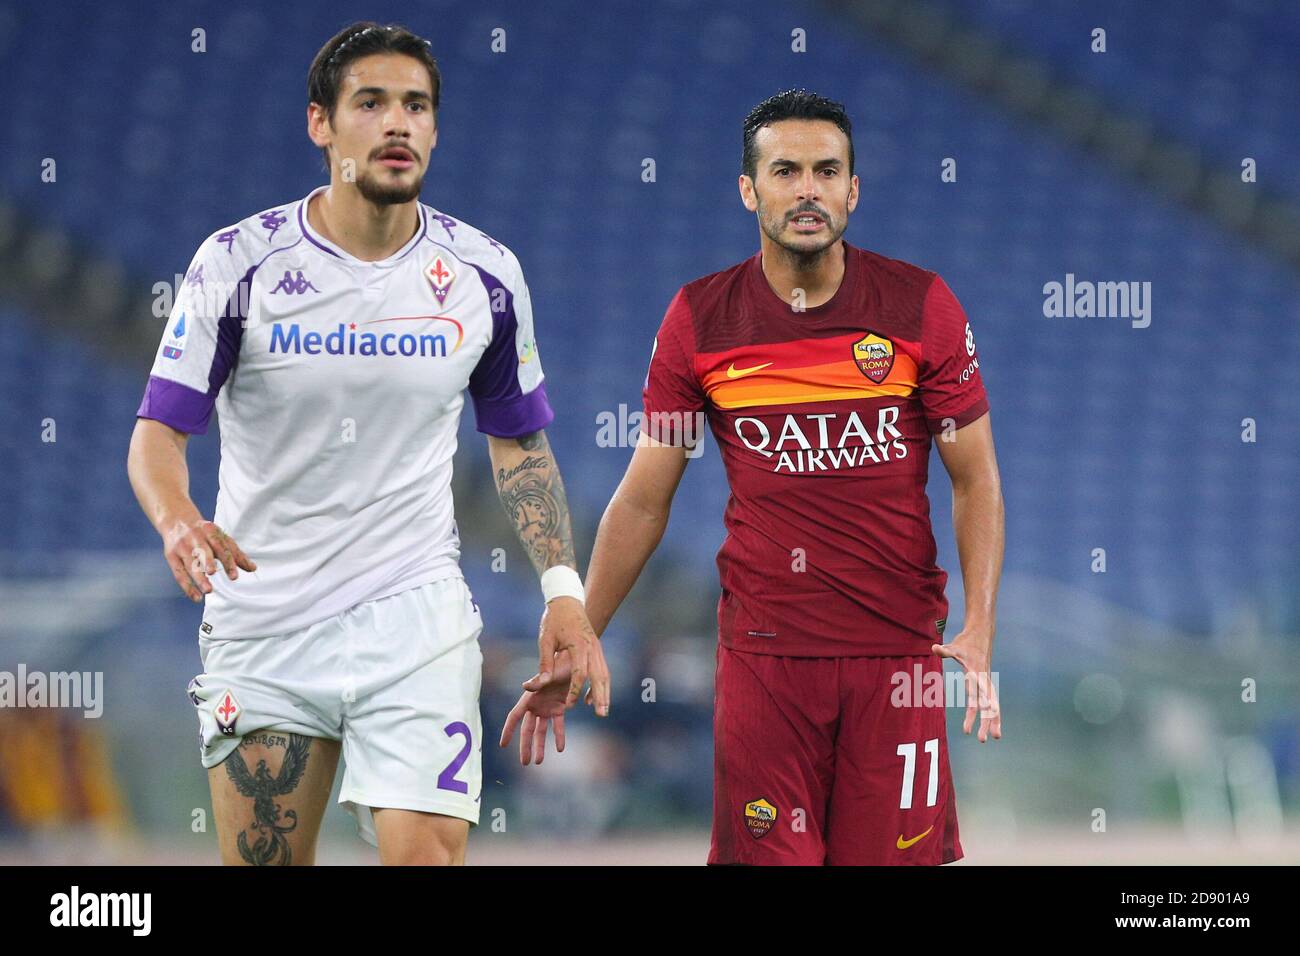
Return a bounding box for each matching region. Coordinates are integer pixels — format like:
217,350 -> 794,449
223,733 -> 312,866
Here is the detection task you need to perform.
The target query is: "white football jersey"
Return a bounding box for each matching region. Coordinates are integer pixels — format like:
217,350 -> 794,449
138,185 -> 552,639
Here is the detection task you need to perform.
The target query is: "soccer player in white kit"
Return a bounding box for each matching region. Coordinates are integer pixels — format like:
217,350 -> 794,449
126,22 -> 610,865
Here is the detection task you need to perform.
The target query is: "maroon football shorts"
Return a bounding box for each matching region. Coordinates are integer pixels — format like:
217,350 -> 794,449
709,643 -> 963,865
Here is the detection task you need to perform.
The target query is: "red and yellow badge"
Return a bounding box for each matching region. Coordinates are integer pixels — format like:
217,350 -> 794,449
852,332 -> 895,383
744,797 -> 778,839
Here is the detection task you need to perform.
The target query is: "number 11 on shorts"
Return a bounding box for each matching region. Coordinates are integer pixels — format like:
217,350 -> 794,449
896,738 -> 939,809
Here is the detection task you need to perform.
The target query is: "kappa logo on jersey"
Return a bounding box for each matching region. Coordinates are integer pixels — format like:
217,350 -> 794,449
216,228 -> 240,254
430,212 -> 458,240
425,255 -> 456,305
271,270 -> 321,295
214,689 -> 241,737
259,209 -> 287,240
744,797 -> 778,839
852,332 -> 895,383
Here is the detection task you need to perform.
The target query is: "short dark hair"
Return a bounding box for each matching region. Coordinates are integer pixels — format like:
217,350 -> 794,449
742,89 -> 854,181
307,22 -> 442,169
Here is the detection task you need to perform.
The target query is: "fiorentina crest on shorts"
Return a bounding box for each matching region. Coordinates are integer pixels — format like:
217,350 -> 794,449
425,254 -> 455,305
214,689 -> 241,737
852,332 -> 895,383
744,797 -> 777,839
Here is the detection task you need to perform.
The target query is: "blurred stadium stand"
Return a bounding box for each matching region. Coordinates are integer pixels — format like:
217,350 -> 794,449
0,0 -> 1296,862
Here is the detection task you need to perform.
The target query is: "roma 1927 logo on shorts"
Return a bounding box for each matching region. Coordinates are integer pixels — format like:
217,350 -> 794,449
744,797 -> 778,839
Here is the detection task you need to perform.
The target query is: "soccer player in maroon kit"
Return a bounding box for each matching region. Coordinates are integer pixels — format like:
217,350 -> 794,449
501,90 -> 1004,864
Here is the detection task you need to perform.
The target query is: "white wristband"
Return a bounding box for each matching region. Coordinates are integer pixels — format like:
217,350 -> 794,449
541,566 -> 585,604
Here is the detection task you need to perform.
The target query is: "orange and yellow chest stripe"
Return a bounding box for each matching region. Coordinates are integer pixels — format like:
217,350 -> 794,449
699,331 -> 918,411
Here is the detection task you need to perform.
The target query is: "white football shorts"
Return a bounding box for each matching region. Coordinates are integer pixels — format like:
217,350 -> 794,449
187,574 -> 484,846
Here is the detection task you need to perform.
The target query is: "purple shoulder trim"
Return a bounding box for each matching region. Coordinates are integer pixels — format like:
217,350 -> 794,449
474,383 -> 555,438
136,376 -> 216,434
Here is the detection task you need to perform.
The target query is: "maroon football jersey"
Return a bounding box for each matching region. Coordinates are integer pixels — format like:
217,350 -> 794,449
642,241 -> 989,656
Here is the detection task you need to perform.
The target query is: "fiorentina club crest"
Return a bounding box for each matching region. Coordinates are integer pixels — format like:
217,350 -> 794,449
214,689 -> 241,737
744,797 -> 778,839
425,255 -> 455,305
852,332 -> 895,383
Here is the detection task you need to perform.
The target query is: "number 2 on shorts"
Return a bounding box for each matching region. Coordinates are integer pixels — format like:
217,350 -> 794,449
438,721 -> 473,794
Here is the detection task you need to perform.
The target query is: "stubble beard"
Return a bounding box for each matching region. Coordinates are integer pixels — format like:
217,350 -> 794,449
756,192 -> 848,270
356,167 -> 424,206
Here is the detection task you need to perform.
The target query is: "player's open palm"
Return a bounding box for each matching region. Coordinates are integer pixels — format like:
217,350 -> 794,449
499,637 -> 611,766
932,631 -> 1002,743
499,650 -> 573,766
162,516 -> 256,602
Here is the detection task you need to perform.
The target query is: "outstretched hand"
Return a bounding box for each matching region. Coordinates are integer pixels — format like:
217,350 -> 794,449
932,628 -> 1002,743
499,637 -> 610,766
533,596 -> 610,714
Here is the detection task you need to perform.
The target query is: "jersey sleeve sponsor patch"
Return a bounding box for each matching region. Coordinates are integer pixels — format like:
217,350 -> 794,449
136,232 -> 249,435
466,260 -> 554,437
918,276 -> 989,433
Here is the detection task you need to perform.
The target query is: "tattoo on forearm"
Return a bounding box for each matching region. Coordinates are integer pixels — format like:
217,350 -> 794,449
494,431 -> 577,573
496,455 -> 549,485
223,733 -> 311,866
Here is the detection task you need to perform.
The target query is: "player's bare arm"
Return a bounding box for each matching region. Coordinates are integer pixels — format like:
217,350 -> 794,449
487,429 -> 610,720
499,432 -> 688,764
583,433 -> 691,637
127,417 -> 256,602
932,413 -> 1005,743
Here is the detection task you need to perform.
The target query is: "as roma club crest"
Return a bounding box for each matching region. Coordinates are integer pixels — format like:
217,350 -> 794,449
425,254 -> 455,305
744,797 -> 778,839
852,332 -> 895,383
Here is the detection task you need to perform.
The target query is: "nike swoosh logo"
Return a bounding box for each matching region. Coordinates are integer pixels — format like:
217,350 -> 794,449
896,825 -> 934,850
727,361 -> 773,379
